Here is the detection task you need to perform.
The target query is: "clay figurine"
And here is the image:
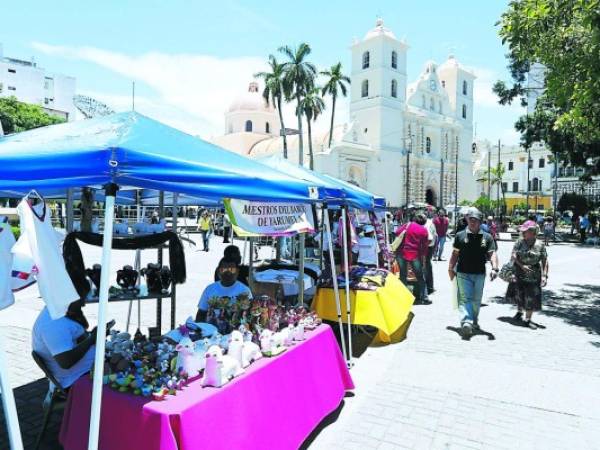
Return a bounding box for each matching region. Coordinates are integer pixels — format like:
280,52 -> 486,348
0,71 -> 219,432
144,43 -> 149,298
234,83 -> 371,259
200,345 -> 244,388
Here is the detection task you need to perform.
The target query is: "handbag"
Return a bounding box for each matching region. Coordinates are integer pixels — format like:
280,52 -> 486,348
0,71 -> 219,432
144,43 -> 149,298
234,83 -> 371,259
498,260 -> 516,283
391,229 -> 407,253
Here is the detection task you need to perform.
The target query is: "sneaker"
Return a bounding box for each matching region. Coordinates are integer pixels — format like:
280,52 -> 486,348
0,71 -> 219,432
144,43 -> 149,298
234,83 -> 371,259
525,320 -> 537,330
461,323 -> 473,337
513,311 -> 523,321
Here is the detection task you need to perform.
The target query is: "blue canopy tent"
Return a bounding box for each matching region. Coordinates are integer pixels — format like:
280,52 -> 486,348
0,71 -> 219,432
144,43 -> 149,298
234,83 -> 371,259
0,112 -> 332,450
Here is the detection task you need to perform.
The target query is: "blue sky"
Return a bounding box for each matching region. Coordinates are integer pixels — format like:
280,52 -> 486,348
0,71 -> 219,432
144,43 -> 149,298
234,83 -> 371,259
1,0 -> 523,143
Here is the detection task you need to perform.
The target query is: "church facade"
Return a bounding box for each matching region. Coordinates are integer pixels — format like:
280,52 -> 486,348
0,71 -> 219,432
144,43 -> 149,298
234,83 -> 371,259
211,19 -> 477,207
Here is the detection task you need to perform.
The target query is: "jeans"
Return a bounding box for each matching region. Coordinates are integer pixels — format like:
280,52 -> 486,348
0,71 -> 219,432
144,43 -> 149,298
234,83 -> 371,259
200,230 -> 209,250
425,246 -> 434,292
456,272 -> 486,326
435,236 -> 446,259
397,256 -> 427,302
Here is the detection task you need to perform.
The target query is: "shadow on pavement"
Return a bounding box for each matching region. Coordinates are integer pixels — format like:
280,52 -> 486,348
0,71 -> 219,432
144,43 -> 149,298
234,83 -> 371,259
299,399 -> 346,450
541,283 -> 600,335
0,378 -> 63,450
446,326 -> 495,341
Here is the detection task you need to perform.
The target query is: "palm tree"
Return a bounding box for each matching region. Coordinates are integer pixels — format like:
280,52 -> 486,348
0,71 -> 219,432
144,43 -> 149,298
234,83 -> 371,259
278,43 -> 316,166
478,164 -> 507,215
298,86 -> 325,170
254,55 -> 289,159
321,62 -> 350,149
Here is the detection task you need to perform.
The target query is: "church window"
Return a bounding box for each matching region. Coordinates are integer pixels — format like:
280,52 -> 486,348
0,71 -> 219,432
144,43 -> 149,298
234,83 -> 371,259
391,79 -> 397,98
430,97 -> 434,111
438,101 -> 442,113
361,79 -> 369,97
532,177 -> 539,191
245,120 -> 253,132
228,123 -> 233,134
441,80 -> 446,88
362,51 -> 370,69
463,80 -> 468,95
513,182 -> 519,192
426,137 -> 431,154
462,104 -> 467,119
539,158 -> 545,168
391,51 -> 397,69
508,161 -> 514,170
265,122 -> 270,133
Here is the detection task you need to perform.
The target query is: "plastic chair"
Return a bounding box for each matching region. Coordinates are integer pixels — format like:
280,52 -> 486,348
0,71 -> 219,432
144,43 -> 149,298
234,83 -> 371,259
31,351 -> 67,450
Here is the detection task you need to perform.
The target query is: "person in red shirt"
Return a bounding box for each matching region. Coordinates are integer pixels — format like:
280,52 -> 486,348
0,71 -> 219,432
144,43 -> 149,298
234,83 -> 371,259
433,209 -> 450,261
395,213 -> 430,304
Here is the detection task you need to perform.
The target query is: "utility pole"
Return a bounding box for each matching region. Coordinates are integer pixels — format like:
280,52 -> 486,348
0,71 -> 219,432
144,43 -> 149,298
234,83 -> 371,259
440,158 -> 444,209
553,150 -> 559,240
454,137 -> 459,230
487,144 -> 491,205
497,139 -> 501,217
405,144 -> 412,207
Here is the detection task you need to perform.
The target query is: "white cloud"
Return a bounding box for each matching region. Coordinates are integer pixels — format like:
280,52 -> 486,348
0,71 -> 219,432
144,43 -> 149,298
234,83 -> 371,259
32,42 -> 269,137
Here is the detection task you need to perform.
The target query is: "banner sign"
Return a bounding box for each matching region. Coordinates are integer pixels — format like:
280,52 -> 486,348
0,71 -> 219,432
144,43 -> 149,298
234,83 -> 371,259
224,199 -> 315,237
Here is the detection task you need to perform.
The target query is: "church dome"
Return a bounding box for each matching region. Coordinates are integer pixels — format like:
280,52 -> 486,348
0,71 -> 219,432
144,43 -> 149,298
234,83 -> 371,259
364,18 -> 397,41
228,81 -> 275,113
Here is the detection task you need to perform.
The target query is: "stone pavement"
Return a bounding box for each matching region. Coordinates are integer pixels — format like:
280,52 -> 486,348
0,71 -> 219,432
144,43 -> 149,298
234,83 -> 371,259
310,240 -> 600,450
1,235 -> 599,449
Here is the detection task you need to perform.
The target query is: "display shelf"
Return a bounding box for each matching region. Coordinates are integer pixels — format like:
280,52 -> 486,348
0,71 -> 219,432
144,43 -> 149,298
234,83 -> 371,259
86,291 -> 172,304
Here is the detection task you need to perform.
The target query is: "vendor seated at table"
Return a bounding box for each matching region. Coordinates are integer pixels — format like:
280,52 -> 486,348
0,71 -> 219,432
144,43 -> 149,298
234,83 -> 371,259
32,299 -> 102,389
197,257 -> 252,322
213,245 -> 249,286
352,225 -> 379,268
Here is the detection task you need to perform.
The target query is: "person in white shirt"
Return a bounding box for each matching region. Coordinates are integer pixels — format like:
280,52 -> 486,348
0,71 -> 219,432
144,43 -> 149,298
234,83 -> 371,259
32,299 -> 111,389
352,225 -> 379,268
196,258 -> 252,322
424,217 -> 438,296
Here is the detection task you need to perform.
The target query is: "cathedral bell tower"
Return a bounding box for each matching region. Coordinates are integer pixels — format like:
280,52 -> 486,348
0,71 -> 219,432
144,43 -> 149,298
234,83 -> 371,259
349,18 -> 408,151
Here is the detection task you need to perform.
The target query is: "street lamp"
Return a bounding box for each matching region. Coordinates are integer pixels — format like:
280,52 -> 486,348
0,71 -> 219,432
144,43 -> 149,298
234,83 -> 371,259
405,138 -> 413,207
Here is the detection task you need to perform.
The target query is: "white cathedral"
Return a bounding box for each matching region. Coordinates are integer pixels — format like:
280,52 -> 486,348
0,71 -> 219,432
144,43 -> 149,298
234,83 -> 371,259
211,19 -> 477,207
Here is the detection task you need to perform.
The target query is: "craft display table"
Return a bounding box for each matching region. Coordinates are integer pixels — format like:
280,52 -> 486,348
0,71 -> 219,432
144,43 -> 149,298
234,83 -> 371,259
312,275 -> 414,343
59,325 -> 353,450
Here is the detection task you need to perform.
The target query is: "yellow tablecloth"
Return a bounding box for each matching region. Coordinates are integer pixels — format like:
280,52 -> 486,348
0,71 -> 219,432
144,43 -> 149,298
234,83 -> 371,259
311,275 -> 415,343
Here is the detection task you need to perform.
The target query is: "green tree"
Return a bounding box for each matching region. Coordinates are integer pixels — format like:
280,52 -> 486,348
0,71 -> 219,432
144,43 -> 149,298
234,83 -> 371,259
0,96 -> 65,134
278,43 -> 317,167
493,0 -> 600,173
254,55 -> 290,159
477,163 -> 507,214
298,86 -> 325,170
557,192 -> 589,217
320,62 -> 350,149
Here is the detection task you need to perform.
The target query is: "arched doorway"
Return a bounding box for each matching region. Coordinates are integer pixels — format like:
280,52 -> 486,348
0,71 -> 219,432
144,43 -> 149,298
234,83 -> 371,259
425,188 -> 436,206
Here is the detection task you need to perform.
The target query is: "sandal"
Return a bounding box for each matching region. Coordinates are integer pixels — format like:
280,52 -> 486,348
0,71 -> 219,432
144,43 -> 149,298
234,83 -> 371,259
524,320 -> 537,330
513,311 -> 523,321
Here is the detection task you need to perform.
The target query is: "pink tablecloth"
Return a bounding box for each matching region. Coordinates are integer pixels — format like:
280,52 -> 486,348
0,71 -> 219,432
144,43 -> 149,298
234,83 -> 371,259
59,324 -> 353,450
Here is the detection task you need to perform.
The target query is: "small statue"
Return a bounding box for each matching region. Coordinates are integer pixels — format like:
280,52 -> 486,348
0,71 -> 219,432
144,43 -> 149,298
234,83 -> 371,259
117,265 -> 139,292
241,340 -> 262,368
227,330 -> 244,367
141,263 -> 162,293
174,335 -> 204,377
200,345 -> 244,388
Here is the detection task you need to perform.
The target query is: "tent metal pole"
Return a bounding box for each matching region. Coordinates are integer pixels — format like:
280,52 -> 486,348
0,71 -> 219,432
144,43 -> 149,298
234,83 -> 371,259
248,238 -> 254,284
297,233 -> 305,307
66,188 -> 74,232
319,206 -> 325,270
157,191 -> 164,333
341,206 -> 353,367
0,333 -> 23,450
323,206 -> 348,362
170,193 -> 178,330
88,183 -> 118,450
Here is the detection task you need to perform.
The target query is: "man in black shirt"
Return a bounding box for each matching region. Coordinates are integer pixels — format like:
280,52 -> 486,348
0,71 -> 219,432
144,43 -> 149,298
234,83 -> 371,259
448,207 -> 499,337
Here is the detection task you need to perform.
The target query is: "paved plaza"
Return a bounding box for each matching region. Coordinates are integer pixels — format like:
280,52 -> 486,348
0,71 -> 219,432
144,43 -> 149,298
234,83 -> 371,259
0,236 -> 599,449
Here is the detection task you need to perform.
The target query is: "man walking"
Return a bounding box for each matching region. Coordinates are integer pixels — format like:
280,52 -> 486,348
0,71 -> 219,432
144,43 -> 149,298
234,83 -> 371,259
448,208 -> 499,337
424,215 -> 437,295
433,209 -> 449,261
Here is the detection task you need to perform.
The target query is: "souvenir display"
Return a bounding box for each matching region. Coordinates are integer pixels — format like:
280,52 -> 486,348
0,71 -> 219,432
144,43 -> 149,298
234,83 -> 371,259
116,265 -> 139,293
200,345 -> 245,388
85,264 -> 102,297
141,263 -> 172,294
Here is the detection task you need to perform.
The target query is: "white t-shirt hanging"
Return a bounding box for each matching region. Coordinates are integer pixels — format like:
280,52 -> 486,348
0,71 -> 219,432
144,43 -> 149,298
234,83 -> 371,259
13,198 -> 78,319
0,221 -> 16,310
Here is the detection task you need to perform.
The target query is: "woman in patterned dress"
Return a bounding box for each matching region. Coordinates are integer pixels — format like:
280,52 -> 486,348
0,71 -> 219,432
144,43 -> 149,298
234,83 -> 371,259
505,220 -> 549,329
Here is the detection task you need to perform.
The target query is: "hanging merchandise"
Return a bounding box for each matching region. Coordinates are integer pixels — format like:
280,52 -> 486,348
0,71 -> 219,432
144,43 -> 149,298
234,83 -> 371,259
369,211 -> 394,264
0,219 -> 16,310
12,195 -> 79,319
